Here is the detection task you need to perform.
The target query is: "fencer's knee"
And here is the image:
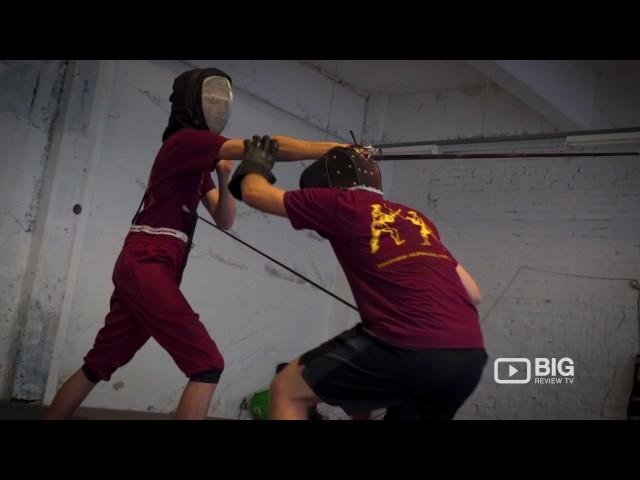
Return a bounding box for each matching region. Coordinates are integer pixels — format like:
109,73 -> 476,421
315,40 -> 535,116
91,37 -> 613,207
188,350 -> 225,383
189,367 -> 223,384
270,366 -> 309,402
269,369 -> 295,400
81,364 -> 103,383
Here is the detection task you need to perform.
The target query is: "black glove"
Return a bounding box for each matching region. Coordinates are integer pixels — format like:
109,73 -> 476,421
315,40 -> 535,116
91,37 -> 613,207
228,135 -> 279,201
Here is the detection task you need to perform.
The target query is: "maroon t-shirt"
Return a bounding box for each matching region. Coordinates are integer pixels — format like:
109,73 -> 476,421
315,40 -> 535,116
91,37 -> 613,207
284,187 -> 484,349
135,129 -> 228,233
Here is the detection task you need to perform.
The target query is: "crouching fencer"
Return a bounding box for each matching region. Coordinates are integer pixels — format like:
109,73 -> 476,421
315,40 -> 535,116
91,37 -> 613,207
227,135 -> 488,420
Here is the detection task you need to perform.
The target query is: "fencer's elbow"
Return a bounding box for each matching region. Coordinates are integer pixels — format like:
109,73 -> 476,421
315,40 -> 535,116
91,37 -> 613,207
213,212 -> 234,230
217,219 -> 234,230
472,291 -> 483,305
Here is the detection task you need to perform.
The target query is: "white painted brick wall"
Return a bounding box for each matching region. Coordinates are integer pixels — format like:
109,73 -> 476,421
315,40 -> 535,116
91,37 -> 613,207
1,60 -> 368,418
0,60 -> 68,397
381,83 -> 559,144
389,152 -> 640,419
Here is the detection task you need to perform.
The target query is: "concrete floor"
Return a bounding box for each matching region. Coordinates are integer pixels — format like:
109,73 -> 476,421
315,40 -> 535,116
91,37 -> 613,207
0,400 -> 223,420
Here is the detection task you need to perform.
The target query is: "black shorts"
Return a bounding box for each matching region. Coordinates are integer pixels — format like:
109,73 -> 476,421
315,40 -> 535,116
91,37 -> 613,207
300,324 -> 488,419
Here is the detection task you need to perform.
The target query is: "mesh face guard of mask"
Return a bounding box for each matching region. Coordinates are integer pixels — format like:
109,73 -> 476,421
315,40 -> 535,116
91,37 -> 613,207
201,75 -> 233,133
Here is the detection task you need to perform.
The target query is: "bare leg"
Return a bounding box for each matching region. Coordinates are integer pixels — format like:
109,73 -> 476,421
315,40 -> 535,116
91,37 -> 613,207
175,381 -> 217,420
269,358 -> 320,420
42,368 -> 96,420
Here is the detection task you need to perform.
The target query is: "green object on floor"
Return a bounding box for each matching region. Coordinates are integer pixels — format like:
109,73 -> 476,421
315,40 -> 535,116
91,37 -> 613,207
249,390 -> 269,420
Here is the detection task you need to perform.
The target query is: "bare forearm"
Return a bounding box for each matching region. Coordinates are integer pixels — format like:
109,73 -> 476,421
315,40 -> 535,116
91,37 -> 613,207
241,174 -> 287,217
270,136 -> 346,162
213,172 -> 235,229
219,136 -> 346,162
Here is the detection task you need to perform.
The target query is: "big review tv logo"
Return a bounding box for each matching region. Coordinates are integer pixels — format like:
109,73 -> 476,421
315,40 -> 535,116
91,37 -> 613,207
494,358 -> 575,384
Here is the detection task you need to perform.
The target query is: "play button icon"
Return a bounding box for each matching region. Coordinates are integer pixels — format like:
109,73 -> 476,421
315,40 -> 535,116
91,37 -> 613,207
494,358 -> 532,384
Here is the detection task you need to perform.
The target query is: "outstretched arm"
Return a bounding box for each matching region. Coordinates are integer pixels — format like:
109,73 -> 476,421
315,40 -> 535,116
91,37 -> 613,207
219,136 -> 345,162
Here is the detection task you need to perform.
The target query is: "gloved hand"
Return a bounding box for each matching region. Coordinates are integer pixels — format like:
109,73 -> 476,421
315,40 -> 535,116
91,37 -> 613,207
228,135 -> 279,200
